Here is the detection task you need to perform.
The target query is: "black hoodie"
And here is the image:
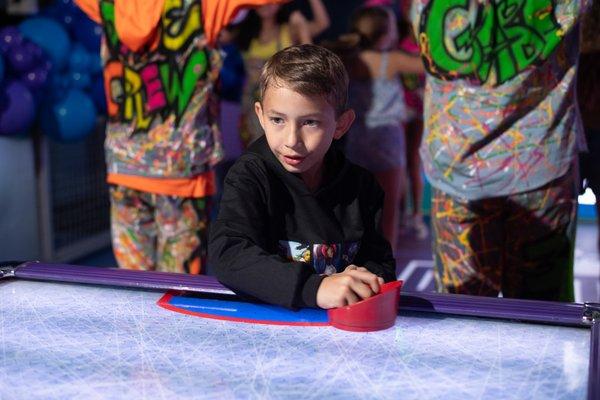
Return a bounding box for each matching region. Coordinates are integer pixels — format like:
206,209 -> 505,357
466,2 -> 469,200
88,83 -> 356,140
209,136 -> 396,309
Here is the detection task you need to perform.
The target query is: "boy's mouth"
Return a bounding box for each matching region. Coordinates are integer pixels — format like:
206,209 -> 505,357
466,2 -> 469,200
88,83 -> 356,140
282,155 -> 305,166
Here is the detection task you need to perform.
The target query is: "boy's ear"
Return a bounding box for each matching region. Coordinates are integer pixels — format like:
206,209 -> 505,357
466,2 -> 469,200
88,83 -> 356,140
333,109 -> 355,140
254,101 -> 265,129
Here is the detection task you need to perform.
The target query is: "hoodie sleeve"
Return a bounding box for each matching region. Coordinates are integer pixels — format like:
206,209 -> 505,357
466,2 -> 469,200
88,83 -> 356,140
353,174 -> 397,283
209,157 -> 325,309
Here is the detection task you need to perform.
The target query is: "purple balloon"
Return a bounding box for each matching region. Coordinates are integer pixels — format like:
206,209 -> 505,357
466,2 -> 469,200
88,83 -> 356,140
22,67 -> 50,91
6,45 -> 36,73
0,26 -> 23,54
41,59 -> 53,73
0,80 -> 36,136
23,41 -> 44,61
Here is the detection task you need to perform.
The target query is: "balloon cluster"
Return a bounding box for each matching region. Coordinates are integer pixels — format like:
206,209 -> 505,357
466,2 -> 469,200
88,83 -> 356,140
0,0 -> 106,142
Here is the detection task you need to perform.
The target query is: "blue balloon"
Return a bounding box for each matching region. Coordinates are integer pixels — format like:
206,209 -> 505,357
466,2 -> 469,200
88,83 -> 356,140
68,44 -> 90,72
19,17 -> 70,71
0,80 -> 36,136
43,0 -> 83,33
50,72 -> 70,93
42,88 -> 97,142
68,71 -> 91,90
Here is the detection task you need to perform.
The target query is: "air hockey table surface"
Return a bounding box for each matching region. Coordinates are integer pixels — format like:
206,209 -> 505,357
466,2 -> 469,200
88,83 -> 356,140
0,275 -> 594,400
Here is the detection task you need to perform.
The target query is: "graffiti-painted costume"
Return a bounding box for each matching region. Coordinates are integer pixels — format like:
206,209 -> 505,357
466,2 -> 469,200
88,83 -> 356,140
431,171 -> 577,300
110,186 -> 210,274
411,0 -> 591,301
209,136 -> 396,309
75,0 -> 285,273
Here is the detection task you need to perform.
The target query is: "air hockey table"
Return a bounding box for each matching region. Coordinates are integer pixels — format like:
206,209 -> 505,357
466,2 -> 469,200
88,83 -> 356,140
1,262 -> 598,399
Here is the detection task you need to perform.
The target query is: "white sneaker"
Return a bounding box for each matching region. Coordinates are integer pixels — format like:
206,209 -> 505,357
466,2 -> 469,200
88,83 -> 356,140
412,215 -> 429,240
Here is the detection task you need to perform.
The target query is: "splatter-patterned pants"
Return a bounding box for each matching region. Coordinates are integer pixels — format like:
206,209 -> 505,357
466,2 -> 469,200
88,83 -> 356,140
109,185 -> 210,274
431,171 -> 577,302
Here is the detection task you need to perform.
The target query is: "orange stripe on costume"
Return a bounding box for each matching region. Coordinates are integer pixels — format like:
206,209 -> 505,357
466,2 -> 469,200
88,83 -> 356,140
107,171 -> 216,198
189,257 -> 202,275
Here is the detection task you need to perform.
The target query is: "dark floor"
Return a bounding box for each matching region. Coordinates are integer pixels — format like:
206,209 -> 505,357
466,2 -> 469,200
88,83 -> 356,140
77,219 -> 600,303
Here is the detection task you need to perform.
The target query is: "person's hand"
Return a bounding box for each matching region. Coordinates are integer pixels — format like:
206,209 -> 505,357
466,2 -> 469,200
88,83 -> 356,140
316,266 -> 384,309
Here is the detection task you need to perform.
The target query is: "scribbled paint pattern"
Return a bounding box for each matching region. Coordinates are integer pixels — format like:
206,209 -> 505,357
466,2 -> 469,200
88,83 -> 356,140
430,171 -> 576,301
110,186 -> 210,273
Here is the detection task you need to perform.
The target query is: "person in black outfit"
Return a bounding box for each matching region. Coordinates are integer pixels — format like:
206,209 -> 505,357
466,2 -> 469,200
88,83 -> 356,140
209,44 -> 396,310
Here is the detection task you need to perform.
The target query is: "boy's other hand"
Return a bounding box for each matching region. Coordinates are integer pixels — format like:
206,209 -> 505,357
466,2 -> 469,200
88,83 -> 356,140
316,266 -> 384,309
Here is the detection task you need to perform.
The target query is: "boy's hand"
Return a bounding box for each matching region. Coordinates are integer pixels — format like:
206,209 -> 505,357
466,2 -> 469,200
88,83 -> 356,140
316,266 -> 385,309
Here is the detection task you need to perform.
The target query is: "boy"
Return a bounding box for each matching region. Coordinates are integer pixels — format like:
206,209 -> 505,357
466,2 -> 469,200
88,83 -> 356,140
209,44 -> 396,309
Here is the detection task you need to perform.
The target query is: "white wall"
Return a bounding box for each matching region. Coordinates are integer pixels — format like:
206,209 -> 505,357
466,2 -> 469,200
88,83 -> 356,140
0,136 -> 40,260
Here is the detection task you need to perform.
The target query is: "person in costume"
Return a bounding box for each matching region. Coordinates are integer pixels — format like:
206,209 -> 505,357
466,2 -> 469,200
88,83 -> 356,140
75,0 -> 287,274
410,0 -> 593,301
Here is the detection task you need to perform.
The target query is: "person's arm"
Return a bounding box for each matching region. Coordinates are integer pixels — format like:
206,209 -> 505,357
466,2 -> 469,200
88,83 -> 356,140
289,10 -> 313,44
202,0 -> 289,46
390,51 -> 425,75
352,174 -> 397,283
305,0 -> 330,38
209,157 -> 325,309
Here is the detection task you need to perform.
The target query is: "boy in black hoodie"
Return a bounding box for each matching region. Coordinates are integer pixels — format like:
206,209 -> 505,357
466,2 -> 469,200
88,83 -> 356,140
209,44 -> 396,310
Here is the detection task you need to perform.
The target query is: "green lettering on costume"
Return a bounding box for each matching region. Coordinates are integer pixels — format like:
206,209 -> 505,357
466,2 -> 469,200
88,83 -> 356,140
99,1 -> 119,49
420,0 -> 562,85
159,49 -> 208,117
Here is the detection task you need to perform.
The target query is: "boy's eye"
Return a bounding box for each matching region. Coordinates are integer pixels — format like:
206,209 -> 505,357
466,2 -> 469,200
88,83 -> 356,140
269,117 -> 284,125
303,120 -> 319,127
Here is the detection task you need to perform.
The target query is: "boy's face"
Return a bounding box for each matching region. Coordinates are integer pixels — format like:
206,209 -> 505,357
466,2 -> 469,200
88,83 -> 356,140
255,82 -> 355,189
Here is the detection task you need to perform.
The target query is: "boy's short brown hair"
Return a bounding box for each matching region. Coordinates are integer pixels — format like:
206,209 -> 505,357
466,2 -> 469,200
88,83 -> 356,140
258,44 -> 349,116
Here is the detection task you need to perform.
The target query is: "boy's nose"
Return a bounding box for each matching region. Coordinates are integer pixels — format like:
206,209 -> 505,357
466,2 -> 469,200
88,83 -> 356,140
284,124 -> 302,148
